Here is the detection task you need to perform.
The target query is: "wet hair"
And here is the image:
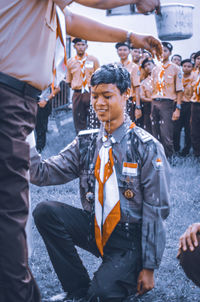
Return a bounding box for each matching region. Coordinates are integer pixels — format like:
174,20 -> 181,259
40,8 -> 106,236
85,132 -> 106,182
90,64 -> 131,95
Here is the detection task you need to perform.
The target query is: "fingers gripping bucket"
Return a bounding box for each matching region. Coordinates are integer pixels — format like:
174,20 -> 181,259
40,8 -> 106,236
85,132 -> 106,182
155,3 -> 194,41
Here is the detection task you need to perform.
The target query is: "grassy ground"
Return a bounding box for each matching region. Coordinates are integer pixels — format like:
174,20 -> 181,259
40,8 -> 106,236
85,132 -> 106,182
29,110 -> 200,301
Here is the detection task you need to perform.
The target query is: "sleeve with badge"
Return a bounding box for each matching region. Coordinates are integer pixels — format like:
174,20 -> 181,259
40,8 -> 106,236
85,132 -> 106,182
134,127 -> 170,269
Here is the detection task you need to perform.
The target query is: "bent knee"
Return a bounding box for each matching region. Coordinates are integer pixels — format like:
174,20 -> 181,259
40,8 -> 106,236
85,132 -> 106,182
33,201 -> 55,227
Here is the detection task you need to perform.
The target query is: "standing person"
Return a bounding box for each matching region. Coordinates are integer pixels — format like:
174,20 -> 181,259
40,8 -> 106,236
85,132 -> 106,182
190,51 -> 200,157
0,0 -> 163,300
173,59 -> 195,156
130,46 -> 142,66
36,86 -> 60,153
140,57 -> 155,134
115,42 -> 142,122
31,64 -> 170,302
66,38 -> 100,133
171,54 -> 182,67
151,41 -> 183,158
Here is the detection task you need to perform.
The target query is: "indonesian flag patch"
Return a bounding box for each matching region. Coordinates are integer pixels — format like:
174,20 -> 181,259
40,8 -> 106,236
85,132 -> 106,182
153,157 -> 163,170
122,162 -> 138,176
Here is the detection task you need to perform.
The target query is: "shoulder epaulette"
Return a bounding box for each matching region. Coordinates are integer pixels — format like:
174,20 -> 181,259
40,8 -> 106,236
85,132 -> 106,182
78,128 -> 99,136
133,126 -> 153,143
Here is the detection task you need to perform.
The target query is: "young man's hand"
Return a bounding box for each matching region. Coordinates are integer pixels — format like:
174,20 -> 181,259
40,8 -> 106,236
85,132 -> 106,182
172,108 -> 180,121
38,100 -> 48,108
135,108 -> 142,120
130,33 -> 163,61
135,0 -> 161,15
137,268 -> 154,296
177,223 -> 200,257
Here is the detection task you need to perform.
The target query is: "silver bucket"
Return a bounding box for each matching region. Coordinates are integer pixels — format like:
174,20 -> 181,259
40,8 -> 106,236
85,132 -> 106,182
155,3 -> 194,41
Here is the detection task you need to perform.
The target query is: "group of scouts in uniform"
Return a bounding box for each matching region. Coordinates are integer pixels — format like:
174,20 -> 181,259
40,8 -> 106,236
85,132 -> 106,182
65,37 -> 200,160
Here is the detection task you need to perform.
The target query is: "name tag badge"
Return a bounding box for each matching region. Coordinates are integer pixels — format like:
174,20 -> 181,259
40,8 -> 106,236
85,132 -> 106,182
122,162 -> 138,176
85,61 -> 94,68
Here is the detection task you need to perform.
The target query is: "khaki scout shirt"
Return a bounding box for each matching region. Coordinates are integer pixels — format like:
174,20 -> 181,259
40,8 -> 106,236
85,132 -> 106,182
66,54 -> 100,90
30,117 -> 170,269
191,69 -> 200,103
182,72 -> 197,102
119,59 -> 133,74
130,63 -> 140,100
140,75 -> 153,102
0,0 -> 72,90
151,62 -> 183,100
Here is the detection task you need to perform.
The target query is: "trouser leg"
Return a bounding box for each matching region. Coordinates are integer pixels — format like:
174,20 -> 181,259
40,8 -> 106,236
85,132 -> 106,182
35,102 -> 51,151
191,103 -> 200,156
0,85 -> 40,302
87,224 -> 142,302
151,100 -> 161,141
72,91 -> 90,134
143,102 -> 152,134
33,201 -> 99,297
182,102 -> 191,154
173,116 -> 182,153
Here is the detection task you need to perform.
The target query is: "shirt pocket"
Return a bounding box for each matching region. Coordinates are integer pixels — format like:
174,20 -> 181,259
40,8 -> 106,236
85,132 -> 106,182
118,175 -> 141,202
45,0 -> 57,32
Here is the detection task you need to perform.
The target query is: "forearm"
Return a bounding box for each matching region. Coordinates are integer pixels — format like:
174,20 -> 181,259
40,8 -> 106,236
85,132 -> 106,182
176,91 -> 183,105
135,86 -> 141,106
65,9 -> 127,42
73,0 -> 137,9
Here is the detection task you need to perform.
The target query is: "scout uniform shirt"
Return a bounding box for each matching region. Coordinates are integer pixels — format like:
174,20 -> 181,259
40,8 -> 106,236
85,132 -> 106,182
0,0 -> 72,90
151,62 -> 183,100
182,71 -> 197,103
191,69 -> 200,103
30,116 -> 170,269
66,54 -> 100,90
140,75 -> 153,102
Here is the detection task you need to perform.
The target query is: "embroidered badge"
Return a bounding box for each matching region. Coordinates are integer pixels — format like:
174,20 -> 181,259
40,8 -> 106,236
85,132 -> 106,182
122,162 -> 138,176
153,157 -> 163,170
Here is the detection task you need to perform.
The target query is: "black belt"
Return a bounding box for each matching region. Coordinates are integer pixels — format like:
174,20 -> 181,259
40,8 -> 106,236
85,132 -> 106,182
153,98 -> 173,102
74,89 -> 82,93
0,72 -> 41,100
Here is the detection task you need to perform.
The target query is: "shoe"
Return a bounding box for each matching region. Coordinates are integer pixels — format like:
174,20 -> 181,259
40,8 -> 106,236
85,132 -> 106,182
43,292 -> 68,302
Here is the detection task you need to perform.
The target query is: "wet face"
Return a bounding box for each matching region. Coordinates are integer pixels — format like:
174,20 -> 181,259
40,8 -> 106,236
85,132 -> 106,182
144,61 -> 154,74
131,48 -> 142,63
195,56 -> 200,68
117,46 -> 130,61
91,83 -> 127,132
163,47 -> 171,61
182,62 -> 193,75
74,42 -> 88,56
172,55 -> 182,66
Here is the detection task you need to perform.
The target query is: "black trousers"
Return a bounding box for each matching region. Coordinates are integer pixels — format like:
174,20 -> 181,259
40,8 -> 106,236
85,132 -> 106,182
0,84 -> 41,302
191,102 -> 200,156
33,201 -> 142,302
173,102 -> 191,154
151,99 -> 174,158
35,101 -> 52,151
72,91 -> 90,134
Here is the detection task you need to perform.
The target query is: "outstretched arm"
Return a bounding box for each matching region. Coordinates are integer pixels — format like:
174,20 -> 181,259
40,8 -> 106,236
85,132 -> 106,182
73,0 -> 160,14
64,8 -> 163,59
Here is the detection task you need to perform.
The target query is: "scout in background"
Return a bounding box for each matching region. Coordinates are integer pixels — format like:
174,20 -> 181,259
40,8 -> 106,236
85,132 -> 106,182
150,41 -> 183,159
30,64 -> 170,302
115,42 -> 142,123
190,51 -> 200,157
66,38 -> 100,133
173,59 -> 195,156
140,57 -> 155,134
171,54 -> 182,67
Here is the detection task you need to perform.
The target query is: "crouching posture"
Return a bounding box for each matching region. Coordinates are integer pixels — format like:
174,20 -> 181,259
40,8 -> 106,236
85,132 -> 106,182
30,64 -> 170,302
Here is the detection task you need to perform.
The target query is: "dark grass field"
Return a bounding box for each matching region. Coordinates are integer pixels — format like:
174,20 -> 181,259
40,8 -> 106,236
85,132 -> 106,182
29,110 -> 200,302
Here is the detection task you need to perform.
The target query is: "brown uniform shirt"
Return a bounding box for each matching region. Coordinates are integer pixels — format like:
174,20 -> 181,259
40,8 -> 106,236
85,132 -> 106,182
151,62 -> 183,100
130,63 -> 140,100
191,69 -> 200,103
0,0 -> 72,90
140,75 -> 153,102
182,71 -> 197,102
66,54 -> 100,90
119,59 -> 133,74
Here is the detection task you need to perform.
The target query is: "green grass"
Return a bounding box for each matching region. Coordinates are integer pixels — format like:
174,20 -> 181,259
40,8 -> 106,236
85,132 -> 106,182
29,112 -> 200,301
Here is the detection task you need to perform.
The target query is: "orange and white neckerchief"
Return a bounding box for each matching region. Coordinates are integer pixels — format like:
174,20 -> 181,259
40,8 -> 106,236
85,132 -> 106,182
194,73 -> 200,102
51,6 -> 68,94
156,63 -> 171,96
94,135 -> 120,256
75,53 -> 90,93
94,122 -> 136,256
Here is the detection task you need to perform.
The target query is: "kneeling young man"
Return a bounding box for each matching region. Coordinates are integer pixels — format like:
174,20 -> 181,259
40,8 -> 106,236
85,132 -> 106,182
31,64 -> 170,302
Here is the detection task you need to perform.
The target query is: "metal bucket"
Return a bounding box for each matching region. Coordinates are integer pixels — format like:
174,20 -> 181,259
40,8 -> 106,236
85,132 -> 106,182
155,3 -> 194,41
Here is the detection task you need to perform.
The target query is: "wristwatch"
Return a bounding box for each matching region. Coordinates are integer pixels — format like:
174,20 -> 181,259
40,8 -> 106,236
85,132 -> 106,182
176,104 -> 181,110
135,105 -> 142,110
